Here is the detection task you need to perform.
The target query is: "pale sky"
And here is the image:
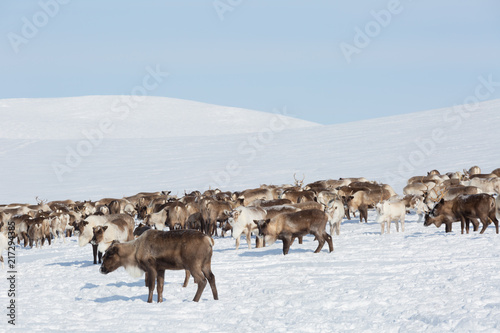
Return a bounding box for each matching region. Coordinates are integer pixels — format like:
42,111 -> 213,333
1,0 -> 499,124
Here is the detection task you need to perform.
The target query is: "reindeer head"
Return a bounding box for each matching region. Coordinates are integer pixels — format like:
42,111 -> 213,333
423,199 -> 446,227
253,219 -> 271,236
92,225 -> 108,245
224,210 -> 239,226
293,173 -> 305,189
99,242 -> 122,275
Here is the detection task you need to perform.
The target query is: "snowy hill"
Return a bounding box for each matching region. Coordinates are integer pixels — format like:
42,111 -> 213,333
1,96 -> 500,332
0,96 -> 499,203
0,95 -> 318,140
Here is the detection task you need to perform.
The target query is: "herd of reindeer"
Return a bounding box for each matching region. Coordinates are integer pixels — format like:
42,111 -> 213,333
1,165 -> 499,302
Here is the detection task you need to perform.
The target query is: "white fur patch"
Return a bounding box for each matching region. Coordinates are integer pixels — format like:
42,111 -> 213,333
78,234 -> 92,247
98,242 -> 110,253
125,265 -> 145,278
265,235 -> 276,246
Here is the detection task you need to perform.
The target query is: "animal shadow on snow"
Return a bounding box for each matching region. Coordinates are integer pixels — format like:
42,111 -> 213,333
80,283 -> 99,290
46,260 -> 95,268
94,295 -> 148,303
238,247 -> 312,257
106,280 -> 146,288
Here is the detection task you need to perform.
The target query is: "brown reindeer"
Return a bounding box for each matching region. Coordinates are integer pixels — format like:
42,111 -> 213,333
100,229 -> 218,303
254,209 -> 333,255
424,194 -> 498,234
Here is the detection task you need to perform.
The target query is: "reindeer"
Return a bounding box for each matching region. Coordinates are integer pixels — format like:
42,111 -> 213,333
293,173 -> 305,189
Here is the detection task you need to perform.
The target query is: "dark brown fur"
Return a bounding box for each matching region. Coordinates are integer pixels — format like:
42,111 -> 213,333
133,223 -> 151,238
256,199 -> 293,207
166,201 -> 188,230
424,194 -> 498,234
186,212 -> 205,232
203,200 -> 232,236
108,200 -> 121,215
255,209 -> 333,255
492,168 -> 500,177
100,229 -> 218,303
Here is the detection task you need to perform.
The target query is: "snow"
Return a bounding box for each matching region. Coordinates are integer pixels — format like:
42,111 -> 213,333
1,96 -> 500,332
0,95 -> 318,140
1,96 -> 500,204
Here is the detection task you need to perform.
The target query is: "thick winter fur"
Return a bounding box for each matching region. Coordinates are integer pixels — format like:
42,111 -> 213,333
203,200 -> 232,236
375,200 -> 406,234
144,209 -> 168,230
238,188 -> 274,206
100,229 -> 218,303
166,202 -> 188,230
27,222 -> 43,248
462,178 -> 500,195
75,213 -> 134,264
325,200 -> 345,236
255,209 -> 333,255
226,206 -> 266,250
93,218 -> 134,253
424,194 -> 498,234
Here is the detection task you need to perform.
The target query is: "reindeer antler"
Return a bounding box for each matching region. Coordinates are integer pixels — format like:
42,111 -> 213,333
293,173 -> 305,189
35,196 -> 47,205
430,187 -> 448,203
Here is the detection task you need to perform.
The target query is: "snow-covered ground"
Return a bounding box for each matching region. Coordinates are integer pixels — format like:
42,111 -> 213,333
5,212 -> 500,332
1,96 -> 500,332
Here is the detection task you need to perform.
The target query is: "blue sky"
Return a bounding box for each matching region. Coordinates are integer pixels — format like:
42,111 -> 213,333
1,0 -> 499,125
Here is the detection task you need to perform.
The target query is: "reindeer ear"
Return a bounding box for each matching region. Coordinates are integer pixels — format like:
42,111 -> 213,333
102,226 -> 108,232
264,219 -> 271,224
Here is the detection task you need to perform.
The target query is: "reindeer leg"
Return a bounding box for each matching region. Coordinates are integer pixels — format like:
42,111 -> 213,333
156,269 -> 165,303
183,270 -> 190,288
245,230 -> 251,249
192,270 -> 207,302
313,232 -> 325,253
235,234 -> 240,250
202,266 -> 218,301
146,268 -> 157,303
255,236 -> 264,248
282,235 -> 292,255
472,218 -> 479,232
324,232 -> 334,252
479,216 -> 490,234
22,232 -> 29,247
92,244 -> 98,264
